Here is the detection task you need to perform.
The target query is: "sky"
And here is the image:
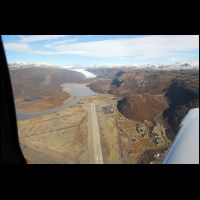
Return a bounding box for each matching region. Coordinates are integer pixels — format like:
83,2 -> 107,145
2,35 -> 199,67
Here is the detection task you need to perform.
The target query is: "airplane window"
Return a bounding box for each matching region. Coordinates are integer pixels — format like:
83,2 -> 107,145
2,35 -> 199,164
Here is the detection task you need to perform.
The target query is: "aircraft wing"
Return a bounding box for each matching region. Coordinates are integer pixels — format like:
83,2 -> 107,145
163,108 -> 199,164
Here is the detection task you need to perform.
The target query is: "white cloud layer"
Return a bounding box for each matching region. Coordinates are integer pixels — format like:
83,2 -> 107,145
20,35 -> 66,42
45,39 -> 78,48
4,35 -> 199,59
52,35 -> 198,58
4,42 -> 31,52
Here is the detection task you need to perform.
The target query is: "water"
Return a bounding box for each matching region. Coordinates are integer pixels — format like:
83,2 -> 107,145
16,83 -> 98,120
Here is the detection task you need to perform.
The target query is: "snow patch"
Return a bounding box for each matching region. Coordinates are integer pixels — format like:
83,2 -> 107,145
69,68 -> 97,78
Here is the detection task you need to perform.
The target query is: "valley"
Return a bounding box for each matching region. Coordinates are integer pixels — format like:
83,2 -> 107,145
10,63 -> 199,164
18,93 -> 170,164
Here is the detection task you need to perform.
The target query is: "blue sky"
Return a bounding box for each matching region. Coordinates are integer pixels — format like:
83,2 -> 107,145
2,35 -> 199,66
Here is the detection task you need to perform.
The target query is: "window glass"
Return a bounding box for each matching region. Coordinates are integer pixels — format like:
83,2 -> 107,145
2,35 -> 199,164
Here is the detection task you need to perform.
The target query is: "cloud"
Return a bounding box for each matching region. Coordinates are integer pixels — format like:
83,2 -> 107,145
44,38 -> 78,48
119,56 -> 128,59
3,42 -> 57,55
3,35 -> 199,60
3,42 -> 32,52
48,35 -> 199,58
20,35 -> 66,43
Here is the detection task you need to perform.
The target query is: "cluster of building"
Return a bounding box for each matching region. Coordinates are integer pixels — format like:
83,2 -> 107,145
126,120 -> 166,146
149,124 -> 165,145
102,105 -> 114,114
129,123 -> 147,142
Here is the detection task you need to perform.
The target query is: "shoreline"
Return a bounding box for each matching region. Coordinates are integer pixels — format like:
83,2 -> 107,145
16,83 -> 98,120
16,95 -> 75,113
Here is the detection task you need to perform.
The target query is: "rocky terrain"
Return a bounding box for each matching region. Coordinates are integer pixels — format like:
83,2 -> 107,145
88,67 -> 199,135
117,93 -> 168,122
10,63 -> 199,164
87,66 -> 199,163
163,79 -> 199,139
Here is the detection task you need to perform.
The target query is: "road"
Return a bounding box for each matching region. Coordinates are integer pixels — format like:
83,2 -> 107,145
88,103 -> 104,164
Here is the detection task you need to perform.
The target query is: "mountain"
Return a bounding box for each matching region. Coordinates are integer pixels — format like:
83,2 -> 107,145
9,64 -> 86,111
117,93 -> 168,121
163,79 -> 199,139
9,62 -> 60,70
10,61 -> 198,72
156,61 -> 199,70
86,61 -> 199,71
88,67 -> 199,140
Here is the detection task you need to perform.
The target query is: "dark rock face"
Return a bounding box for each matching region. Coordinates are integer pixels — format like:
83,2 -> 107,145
165,80 -> 198,106
111,78 -> 123,87
111,70 -> 125,87
117,96 -> 128,111
163,80 -> 199,136
116,70 -> 124,78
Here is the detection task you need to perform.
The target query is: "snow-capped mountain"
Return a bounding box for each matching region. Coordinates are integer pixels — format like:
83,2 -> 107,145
8,61 -> 199,71
156,61 -> 199,70
89,61 -> 199,70
124,61 -> 198,70
8,62 -> 59,70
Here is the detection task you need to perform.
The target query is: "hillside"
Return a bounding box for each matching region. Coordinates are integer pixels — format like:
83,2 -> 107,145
163,79 -> 199,139
88,68 -> 199,138
117,93 -> 168,122
9,65 -> 86,111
